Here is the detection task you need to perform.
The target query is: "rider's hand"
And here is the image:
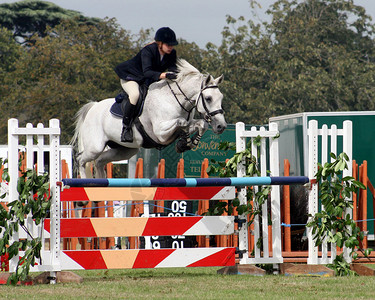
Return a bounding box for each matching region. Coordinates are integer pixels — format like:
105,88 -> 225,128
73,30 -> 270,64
166,72 -> 177,80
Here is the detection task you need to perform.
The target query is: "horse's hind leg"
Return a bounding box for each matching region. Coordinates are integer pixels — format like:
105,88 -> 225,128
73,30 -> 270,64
77,162 -> 93,179
76,143 -> 106,178
94,147 -> 139,178
76,154 -> 94,179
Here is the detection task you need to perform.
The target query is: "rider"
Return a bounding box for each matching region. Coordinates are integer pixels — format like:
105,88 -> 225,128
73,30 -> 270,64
115,27 -> 179,143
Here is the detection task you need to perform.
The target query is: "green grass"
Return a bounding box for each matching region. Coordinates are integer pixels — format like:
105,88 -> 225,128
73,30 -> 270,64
1,267 -> 375,299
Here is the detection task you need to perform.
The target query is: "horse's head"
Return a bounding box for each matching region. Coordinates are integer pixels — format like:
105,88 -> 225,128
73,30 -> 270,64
197,74 -> 227,134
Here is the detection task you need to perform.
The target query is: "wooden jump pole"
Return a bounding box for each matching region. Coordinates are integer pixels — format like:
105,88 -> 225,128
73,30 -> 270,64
353,160 -> 358,223
61,159 -> 78,251
105,163 -> 115,249
283,159 -> 291,252
197,158 -> 210,247
360,161 -> 368,249
129,158 -> 144,249
367,177 -> 375,242
154,159 -> 165,214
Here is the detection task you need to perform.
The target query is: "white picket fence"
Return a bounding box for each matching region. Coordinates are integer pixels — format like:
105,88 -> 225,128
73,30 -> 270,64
7,118 -> 61,279
236,122 -> 283,264
307,120 -> 353,264
237,120 -> 353,265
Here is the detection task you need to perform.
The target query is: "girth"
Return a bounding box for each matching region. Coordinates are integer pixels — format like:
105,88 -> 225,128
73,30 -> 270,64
134,118 -> 170,150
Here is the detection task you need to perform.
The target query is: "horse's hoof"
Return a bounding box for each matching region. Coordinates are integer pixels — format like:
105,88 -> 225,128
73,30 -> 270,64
175,139 -> 191,153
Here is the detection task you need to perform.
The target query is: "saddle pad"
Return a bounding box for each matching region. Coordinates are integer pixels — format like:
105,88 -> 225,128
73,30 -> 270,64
110,98 -> 145,119
110,101 -> 123,118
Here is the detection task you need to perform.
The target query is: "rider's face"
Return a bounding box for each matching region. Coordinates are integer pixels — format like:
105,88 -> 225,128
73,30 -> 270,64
160,43 -> 174,55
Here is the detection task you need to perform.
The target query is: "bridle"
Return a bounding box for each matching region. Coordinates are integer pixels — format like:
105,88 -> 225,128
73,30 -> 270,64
166,78 -> 224,123
198,83 -> 224,123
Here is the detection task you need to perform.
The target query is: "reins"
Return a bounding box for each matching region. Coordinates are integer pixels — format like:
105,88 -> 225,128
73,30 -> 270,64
166,81 -> 195,120
166,78 -> 224,123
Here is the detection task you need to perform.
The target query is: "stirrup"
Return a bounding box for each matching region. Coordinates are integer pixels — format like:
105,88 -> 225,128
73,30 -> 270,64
121,126 -> 133,143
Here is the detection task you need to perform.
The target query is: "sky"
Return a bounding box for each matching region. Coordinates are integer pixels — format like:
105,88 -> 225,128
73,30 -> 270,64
1,0 -> 375,47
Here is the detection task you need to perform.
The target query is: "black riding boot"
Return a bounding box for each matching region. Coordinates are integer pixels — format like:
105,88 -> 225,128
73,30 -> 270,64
121,102 -> 136,143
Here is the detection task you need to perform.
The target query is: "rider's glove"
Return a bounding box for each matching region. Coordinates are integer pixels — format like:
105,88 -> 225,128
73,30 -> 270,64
166,72 -> 177,80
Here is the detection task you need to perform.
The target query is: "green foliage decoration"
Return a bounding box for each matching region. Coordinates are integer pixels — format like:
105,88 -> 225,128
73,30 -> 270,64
0,158 -> 51,285
306,152 -> 372,276
205,138 -> 271,229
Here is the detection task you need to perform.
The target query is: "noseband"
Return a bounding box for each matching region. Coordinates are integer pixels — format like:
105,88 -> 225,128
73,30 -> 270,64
166,79 -> 224,123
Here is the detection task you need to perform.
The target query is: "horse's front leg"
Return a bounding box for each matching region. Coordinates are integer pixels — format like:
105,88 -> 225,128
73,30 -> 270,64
175,119 -> 208,153
152,117 -> 189,143
188,119 -> 209,148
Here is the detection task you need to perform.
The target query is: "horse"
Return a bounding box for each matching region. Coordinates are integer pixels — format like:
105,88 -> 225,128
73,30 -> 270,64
71,59 -> 227,179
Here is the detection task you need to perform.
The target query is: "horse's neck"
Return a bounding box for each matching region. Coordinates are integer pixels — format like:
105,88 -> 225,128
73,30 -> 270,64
180,75 -> 202,97
145,75 -> 202,118
170,76 -> 202,105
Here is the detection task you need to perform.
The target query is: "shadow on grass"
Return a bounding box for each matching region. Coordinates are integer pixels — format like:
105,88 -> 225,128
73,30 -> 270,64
77,267 -> 223,282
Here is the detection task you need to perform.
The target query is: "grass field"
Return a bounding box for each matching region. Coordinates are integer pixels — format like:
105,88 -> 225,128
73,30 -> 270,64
1,267 -> 375,299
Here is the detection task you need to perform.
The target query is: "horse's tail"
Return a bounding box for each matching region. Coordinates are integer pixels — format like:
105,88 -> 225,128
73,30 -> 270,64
70,102 -> 96,152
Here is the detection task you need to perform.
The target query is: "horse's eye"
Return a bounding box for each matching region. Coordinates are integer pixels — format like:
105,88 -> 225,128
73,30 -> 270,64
205,96 -> 212,102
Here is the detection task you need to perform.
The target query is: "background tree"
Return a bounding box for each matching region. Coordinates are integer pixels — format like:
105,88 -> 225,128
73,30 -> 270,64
0,27 -> 22,96
0,0 -> 101,43
216,0 -> 375,124
2,18 -> 136,143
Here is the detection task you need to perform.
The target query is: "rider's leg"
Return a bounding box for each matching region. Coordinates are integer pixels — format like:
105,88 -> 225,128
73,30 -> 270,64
120,80 -> 139,142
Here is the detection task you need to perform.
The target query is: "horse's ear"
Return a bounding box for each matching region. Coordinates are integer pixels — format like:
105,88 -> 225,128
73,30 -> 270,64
215,75 -> 224,85
205,75 -> 213,86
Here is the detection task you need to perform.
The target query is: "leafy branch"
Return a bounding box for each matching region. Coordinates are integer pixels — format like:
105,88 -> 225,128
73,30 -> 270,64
306,152 -> 372,276
0,158 -> 51,285
205,137 -> 271,230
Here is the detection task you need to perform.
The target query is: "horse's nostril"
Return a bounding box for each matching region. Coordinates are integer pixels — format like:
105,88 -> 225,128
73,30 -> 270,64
217,124 -> 226,133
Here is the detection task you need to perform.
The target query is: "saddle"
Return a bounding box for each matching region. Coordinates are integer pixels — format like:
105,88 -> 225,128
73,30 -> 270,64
110,84 -> 148,118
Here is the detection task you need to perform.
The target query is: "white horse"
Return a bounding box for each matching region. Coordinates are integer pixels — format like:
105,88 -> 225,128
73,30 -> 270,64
71,59 -> 227,179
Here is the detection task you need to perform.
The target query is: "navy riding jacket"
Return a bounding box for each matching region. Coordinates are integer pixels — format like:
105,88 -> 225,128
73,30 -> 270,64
115,42 -> 177,86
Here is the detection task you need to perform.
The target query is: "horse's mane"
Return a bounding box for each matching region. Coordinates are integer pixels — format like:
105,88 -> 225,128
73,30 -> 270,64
176,59 -> 201,81
149,59 -> 202,91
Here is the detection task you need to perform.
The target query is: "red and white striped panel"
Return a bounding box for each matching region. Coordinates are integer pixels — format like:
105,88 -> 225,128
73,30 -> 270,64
44,216 -> 234,237
59,248 -> 235,270
60,186 -> 235,202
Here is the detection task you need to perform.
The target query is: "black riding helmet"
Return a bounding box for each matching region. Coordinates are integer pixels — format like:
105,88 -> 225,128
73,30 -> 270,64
154,27 -> 178,46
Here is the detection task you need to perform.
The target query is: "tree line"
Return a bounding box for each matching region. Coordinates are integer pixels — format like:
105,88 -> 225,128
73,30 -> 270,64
1,0 -> 375,144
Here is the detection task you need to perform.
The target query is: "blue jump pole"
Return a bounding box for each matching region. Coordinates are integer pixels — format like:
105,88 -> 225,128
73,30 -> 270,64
61,176 -> 309,188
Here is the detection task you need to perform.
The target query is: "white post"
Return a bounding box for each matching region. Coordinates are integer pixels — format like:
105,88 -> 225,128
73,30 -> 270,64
25,123 -> 35,245
343,120 -> 353,263
329,125 -> 338,262
251,128 -> 260,259
37,123 -> 45,174
320,124 -> 328,264
236,122 -> 248,264
48,119 -> 61,283
260,127 -> 269,258
307,120 -> 319,264
8,119 -> 20,272
269,122 -> 282,260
